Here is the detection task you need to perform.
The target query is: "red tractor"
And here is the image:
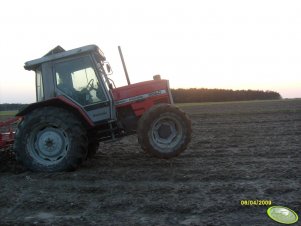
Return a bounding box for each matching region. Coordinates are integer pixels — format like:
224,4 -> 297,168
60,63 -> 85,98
13,45 -> 192,172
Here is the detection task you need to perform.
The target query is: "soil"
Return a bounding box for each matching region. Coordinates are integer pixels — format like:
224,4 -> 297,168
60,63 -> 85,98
0,99 -> 300,225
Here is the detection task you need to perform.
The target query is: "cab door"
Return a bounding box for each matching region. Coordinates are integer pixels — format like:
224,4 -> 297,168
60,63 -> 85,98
54,54 -> 115,124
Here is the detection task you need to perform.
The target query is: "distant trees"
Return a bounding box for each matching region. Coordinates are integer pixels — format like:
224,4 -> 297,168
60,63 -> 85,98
0,104 -> 27,111
171,88 -> 281,103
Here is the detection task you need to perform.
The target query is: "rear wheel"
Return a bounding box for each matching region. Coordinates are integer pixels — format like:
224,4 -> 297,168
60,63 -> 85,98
137,104 -> 192,159
14,107 -> 88,172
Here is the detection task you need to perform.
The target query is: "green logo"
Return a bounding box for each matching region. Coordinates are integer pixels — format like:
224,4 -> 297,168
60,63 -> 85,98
267,206 -> 299,224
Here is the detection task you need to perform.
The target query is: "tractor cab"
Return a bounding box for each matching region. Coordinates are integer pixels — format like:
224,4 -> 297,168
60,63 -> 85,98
24,45 -> 116,124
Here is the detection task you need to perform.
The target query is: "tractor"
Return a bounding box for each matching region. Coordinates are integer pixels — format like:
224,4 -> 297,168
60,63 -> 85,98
13,45 -> 192,172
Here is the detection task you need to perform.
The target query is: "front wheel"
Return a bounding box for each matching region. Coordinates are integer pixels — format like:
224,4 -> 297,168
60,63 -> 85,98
137,104 -> 192,159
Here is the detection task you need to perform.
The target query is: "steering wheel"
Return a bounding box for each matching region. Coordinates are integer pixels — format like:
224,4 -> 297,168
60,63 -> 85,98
86,79 -> 95,91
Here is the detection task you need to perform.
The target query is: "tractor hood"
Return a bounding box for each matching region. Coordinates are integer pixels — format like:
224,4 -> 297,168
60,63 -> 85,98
112,79 -> 173,107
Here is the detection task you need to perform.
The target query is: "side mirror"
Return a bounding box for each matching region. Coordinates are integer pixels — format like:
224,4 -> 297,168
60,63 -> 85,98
104,62 -> 113,75
106,64 -> 111,73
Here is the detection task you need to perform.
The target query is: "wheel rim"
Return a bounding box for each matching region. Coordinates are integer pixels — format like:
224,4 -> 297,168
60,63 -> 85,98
150,114 -> 183,151
27,124 -> 70,165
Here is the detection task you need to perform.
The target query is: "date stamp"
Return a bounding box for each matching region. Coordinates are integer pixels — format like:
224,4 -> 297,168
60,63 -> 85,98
240,200 -> 272,206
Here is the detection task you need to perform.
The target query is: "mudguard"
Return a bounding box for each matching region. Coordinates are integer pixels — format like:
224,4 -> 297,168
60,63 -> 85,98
16,96 -> 94,127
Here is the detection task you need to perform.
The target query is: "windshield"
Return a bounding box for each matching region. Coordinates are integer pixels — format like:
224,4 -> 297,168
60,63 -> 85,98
55,55 -> 107,106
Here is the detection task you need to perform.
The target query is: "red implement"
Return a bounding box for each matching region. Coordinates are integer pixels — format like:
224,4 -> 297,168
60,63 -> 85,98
0,117 -> 21,150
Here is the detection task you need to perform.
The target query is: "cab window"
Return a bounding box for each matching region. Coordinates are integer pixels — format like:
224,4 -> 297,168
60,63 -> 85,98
36,68 -> 44,102
55,55 -> 106,106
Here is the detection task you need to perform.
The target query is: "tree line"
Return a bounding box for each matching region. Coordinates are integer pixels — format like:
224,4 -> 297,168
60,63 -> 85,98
0,104 -> 27,111
171,88 -> 281,103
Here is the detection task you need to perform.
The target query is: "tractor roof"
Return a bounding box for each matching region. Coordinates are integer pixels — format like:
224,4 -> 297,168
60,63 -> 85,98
24,44 -> 106,71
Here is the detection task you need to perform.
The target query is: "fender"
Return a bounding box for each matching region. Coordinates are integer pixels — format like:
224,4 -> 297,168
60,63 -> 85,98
16,96 -> 94,127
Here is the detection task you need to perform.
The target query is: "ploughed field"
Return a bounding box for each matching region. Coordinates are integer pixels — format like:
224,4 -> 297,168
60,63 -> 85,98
0,99 -> 300,225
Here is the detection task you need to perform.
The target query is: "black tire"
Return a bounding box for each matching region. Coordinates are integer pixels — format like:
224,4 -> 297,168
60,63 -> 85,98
137,104 -> 192,159
13,107 -> 88,172
87,140 -> 99,158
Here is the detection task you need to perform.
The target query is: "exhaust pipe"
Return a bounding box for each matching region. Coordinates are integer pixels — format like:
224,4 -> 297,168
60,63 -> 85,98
118,46 -> 131,85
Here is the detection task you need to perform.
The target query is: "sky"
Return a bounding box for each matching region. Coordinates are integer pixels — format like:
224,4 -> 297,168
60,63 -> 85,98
0,0 -> 300,103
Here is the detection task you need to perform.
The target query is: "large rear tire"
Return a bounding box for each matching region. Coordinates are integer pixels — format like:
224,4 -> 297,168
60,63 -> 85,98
137,104 -> 192,159
14,107 -> 88,172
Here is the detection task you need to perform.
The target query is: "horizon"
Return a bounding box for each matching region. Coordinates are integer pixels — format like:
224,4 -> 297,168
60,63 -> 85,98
0,0 -> 301,103
0,80 -> 299,104
0,88 -> 297,105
